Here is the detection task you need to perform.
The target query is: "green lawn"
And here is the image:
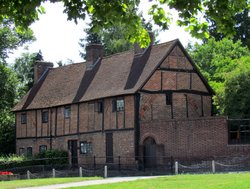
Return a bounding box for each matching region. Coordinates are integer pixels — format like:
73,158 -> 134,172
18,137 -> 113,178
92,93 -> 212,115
0,177 -> 100,189
68,173 -> 250,189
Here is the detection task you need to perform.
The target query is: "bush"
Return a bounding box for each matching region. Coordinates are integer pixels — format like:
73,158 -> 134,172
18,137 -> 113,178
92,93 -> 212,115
34,149 -> 68,165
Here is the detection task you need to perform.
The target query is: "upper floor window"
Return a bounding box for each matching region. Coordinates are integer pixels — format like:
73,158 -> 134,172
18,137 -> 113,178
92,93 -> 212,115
64,106 -> 71,118
42,110 -> 48,123
166,93 -> 172,105
80,141 -> 92,154
112,99 -> 124,112
39,145 -> 47,153
95,101 -> 103,113
21,113 -> 27,124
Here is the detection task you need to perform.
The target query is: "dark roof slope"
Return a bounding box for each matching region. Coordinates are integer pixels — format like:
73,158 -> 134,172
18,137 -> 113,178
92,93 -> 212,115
13,39 -> 197,111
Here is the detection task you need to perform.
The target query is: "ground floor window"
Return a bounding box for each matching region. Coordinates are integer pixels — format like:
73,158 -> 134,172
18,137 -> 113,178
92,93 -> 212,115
19,148 -> 25,156
228,119 -> 250,144
80,141 -> 92,154
27,147 -> 33,157
39,145 -> 47,153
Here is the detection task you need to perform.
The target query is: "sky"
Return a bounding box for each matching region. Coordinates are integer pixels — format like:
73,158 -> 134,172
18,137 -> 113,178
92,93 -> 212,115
7,2 -> 198,64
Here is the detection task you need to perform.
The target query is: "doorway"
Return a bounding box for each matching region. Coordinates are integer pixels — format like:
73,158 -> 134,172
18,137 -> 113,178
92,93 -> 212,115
68,140 -> 78,166
143,137 -> 157,168
106,133 -> 113,163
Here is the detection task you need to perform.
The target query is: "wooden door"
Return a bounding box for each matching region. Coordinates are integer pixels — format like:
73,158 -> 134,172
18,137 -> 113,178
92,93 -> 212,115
143,137 -> 157,168
106,133 -> 113,163
68,140 -> 78,166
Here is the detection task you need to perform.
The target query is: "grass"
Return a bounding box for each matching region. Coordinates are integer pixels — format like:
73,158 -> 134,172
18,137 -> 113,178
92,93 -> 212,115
68,173 -> 250,189
0,177 -> 101,189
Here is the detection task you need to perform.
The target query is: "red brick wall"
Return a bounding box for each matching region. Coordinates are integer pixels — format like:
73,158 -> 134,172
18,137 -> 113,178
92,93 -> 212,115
140,117 -> 250,159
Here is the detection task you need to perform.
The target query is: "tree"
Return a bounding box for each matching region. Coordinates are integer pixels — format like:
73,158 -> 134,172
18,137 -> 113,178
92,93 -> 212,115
208,8 -> 250,49
1,0 -> 248,46
12,52 -> 37,97
223,58 -> 250,118
0,64 -> 18,154
79,17 -> 157,58
188,38 -> 250,114
0,19 -> 34,64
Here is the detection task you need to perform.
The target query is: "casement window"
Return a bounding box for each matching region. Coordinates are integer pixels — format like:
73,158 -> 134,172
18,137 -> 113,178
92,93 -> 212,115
228,120 -> 250,144
64,106 -> 71,118
42,110 -> 48,123
166,93 -> 172,105
94,101 -> 103,113
80,141 -> 92,154
112,99 -> 124,112
27,147 -> 33,157
21,113 -> 27,124
39,145 -> 47,153
19,148 -> 25,156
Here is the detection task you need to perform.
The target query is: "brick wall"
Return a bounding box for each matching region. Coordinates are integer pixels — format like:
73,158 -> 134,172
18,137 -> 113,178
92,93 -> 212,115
140,117 -> 250,159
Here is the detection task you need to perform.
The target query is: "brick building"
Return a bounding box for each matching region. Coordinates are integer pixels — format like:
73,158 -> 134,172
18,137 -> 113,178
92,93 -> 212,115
12,39 -> 250,168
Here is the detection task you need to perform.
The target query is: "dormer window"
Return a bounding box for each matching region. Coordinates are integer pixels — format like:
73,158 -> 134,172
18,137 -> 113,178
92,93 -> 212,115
21,113 -> 27,124
64,106 -> 71,118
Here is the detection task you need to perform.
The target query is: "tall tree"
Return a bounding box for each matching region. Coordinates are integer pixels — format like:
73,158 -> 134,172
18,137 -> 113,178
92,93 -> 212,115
188,38 -> 250,115
0,19 -> 34,155
0,64 -> 18,154
208,8 -> 250,49
12,52 -> 37,97
223,57 -> 250,118
0,0 -> 248,46
0,19 -> 34,64
79,17 -> 157,58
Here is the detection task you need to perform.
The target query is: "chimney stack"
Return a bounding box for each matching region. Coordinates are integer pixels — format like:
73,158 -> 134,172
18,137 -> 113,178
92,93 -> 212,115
134,32 -> 155,55
86,44 -> 104,70
34,61 -> 53,83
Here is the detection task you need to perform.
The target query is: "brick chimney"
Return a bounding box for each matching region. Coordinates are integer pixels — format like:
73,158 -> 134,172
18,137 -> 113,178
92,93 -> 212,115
34,61 -> 53,83
86,44 -> 104,70
134,32 -> 154,55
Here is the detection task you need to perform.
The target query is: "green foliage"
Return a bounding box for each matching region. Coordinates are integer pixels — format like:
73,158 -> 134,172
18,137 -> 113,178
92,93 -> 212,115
223,57 -> 250,118
0,0 -> 248,46
0,64 -> 18,155
12,52 -> 37,97
79,17 -> 157,58
208,8 -> 250,49
0,19 -> 35,64
188,38 -> 250,117
35,149 -> 68,165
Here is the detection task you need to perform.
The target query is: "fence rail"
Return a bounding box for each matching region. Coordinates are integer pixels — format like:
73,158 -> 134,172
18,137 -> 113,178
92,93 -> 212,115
1,155 -> 250,180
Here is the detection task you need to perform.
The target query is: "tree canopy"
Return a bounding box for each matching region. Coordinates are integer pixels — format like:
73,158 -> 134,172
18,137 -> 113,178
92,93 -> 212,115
1,0 -> 249,46
0,19 -> 34,64
188,38 -> 250,117
79,17 -> 157,58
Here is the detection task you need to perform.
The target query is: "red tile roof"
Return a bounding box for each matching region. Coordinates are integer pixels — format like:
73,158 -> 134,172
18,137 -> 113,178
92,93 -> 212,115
13,40 -> 178,111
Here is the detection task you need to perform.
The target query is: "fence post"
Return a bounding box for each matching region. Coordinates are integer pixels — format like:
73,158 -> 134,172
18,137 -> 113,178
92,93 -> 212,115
175,161 -> 178,175
118,156 -> 121,171
104,165 -> 108,178
212,160 -> 215,173
27,170 -> 30,179
170,156 -> 174,175
94,156 -> 96,170
52,168 -> 55,178
79,167 -> 83,177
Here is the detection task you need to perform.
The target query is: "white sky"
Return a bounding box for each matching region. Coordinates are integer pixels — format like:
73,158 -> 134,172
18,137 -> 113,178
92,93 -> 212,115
7,2 -> 198,64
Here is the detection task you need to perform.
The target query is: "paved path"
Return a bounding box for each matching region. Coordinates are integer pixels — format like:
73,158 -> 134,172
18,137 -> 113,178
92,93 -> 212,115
18,176 -> 163,189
